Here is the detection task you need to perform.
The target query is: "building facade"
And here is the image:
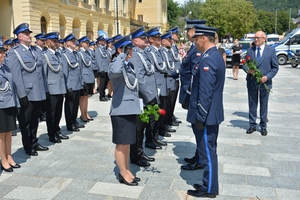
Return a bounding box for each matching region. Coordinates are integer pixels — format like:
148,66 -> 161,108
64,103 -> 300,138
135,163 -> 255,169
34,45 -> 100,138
0,0 -> 168,41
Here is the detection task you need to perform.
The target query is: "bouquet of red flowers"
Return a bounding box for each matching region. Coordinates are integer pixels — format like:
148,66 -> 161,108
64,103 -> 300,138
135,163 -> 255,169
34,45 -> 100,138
241,55 -> 272,93
139,104 -> 166,123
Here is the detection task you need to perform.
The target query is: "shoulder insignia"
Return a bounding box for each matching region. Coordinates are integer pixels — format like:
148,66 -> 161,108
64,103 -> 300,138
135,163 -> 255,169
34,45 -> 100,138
13,46 -> 19,49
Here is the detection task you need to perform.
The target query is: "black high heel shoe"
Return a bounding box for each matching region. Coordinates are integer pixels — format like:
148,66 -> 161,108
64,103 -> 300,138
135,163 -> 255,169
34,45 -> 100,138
87,118 -> 94,121
133,177 -> 140,182
1,164 -> 13,172
118,173 -> 138,186
10,164 -> 21,168
80,116 -> 89,123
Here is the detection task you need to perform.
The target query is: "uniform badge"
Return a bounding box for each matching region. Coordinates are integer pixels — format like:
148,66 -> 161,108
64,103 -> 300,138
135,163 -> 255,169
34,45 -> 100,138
196,53 -> 201,57
203,66 -> 209,72
194,64 -> 199,70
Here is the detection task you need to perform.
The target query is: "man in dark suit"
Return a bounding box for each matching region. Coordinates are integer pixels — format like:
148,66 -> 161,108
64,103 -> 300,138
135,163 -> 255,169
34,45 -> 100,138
242,31 -> 279,136
186,25 -> 225,198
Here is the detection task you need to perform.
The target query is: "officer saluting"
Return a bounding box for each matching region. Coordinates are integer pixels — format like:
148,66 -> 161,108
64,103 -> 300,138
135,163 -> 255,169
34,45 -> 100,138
186,25 -> 225,198
61,33 -> 84,132
43,32 -> 69,143
6,23 -> 49,156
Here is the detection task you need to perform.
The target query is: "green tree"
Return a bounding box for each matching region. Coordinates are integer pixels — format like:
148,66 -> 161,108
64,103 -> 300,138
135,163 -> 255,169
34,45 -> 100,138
253,10 -> 275,34
181,0 -> 203,20
200,0 -> 257,39
167,0 -> 181,29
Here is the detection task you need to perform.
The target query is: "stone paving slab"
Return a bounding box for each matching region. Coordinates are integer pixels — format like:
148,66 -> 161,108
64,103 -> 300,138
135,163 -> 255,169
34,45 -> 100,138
0,65 -> 300,199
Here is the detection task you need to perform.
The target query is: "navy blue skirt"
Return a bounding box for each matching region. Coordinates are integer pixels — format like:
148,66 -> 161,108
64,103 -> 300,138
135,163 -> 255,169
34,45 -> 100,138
111,115 -> 137,144
0,107 -> 17,133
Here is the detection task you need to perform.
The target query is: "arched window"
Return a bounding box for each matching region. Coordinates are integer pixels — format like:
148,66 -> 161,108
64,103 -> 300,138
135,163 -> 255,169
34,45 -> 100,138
41,16 -> 47,33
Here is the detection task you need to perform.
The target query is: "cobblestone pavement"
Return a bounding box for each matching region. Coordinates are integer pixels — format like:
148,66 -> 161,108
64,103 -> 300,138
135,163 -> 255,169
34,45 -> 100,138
0,65 -> 300,200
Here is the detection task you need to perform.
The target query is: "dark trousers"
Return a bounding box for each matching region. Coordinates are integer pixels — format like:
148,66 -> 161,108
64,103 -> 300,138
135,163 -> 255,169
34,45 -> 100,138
64,90 -> 80,129
17,101 -> 42,152
157,95 -> 168,133
98,72 -> 109,98
130,117 -> 145,161
170,80 -> 179,119
163,90 -> 174,126
248,88 -> 269,129
40,99 -> 47,118
46,94 -> 63,137
145,114 -> 156,143
193,124 -> 219,194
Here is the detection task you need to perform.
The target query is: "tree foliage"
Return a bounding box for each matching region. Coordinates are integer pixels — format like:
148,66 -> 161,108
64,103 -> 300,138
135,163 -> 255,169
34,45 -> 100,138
200,0 -> 257,39
167,0 -> 181,29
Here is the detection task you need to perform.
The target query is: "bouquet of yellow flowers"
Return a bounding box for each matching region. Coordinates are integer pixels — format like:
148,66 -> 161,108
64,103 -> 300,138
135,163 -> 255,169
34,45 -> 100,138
241,55 -> 272,93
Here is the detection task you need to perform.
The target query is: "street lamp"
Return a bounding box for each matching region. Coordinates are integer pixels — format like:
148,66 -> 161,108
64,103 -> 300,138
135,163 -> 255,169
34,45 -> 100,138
116,0 -> 119,35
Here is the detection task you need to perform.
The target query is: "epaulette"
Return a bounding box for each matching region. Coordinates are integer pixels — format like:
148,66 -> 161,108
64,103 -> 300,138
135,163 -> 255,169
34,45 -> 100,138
61,49 -> 67,53
146,48 -> 151,52
12,45 -> 19,49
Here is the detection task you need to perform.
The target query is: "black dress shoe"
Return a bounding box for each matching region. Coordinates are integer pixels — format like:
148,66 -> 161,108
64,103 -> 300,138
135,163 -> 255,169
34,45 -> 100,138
118,173 -> 138,186
34,145 -> 49,151
184,156 -> 197,164
25,149 -> 38,156
75,123 -> 85,128
10,164 -> 21,169
12,132 -> 17,136
154,139 -> 167,146
99,97 -> 108,101
193,184 -> 219,195
131,159 -> 150,167
142,155 -> 155,162
56,132 -> 69,140
133,177 -> 141,182
145,142 -> 162,150
1,165 -> 13,172
67,126 -> 80,132
187,189 -> 217,198
181,163 -> 203,170
80,116 -> 89,123
49,137 -> 62,143
246,127 -> 256,134
261,128 -> 268,136
169,121 -> 179,126
165,126 -> 176,133
174,119 -> 182,124
158,130 -> 171,137
87,118 -> 94,121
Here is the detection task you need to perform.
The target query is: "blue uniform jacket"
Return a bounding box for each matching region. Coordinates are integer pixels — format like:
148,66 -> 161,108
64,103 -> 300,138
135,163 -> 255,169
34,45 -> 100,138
129,47 -> 158,105
78,48 -> 95,84
42,49 -> 66,95
160,46 -> 176,91
179,44 -> 202,103
145,45 -> 168,97
61,48 -> 82,91
108,53 -> 141,116
242,45 -> 279,90
0,64 -> 20,108
87,48 -> 98,71
187,47 -> 225,126
95,45 -> 110,73
6,45 -> 47,101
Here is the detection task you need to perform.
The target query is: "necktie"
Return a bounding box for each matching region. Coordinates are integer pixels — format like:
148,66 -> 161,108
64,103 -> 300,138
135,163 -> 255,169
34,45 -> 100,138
28,48 -> 36,60
256,47 -> 261,63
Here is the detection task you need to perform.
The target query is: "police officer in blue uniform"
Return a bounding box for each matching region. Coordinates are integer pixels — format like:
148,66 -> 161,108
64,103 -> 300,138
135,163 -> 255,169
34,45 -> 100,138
12,38 -> 19,46
186,25 -> 225,198
108,34 -> 141,186
180,19 -> 207,170
159,32 -> 177,136
34,33 -> 48,122
144,27 -> 168,150
57,39 -> 65,53
61,33 -> 84,132
6,23 -> 49,156
4,39 -> 14,51
129,27 -> 157,167
77,36 -> 95,122
167,27 -> 181,126
95,35 -> 110,101
43,32 -> 69,143
0,40 -> 21,171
